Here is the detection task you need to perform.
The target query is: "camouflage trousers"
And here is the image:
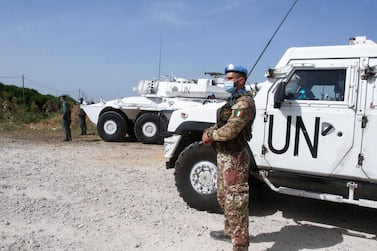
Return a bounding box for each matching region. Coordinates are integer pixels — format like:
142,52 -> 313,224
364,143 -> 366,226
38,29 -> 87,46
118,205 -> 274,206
217,149 -> 250,250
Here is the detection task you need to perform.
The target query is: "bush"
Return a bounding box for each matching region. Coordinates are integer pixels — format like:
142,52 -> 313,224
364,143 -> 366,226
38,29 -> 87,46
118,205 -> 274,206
0,82 -> 70,124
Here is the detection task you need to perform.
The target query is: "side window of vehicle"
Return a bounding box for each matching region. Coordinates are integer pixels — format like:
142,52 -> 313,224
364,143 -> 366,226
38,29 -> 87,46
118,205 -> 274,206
285,69 -> 346,101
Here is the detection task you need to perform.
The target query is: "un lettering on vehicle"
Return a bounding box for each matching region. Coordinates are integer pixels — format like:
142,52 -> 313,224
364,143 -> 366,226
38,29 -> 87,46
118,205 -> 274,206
267,115 -> 320,158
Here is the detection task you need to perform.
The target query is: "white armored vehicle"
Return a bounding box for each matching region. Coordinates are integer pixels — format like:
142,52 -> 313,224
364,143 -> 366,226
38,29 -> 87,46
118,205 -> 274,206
164,36 -> 377,212
81,74 -> 228,144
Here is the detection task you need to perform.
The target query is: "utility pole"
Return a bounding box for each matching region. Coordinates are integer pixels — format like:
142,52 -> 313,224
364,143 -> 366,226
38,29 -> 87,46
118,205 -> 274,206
22,74 -> 25,103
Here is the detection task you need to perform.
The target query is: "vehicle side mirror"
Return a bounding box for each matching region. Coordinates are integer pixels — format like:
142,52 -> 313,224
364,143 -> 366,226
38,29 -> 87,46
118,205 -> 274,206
274,82 -> 286,108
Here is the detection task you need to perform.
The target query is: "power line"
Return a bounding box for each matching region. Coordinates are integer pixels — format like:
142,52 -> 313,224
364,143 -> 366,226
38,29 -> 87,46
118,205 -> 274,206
0,75 -> 20,79
0,74 -> 83,98
24,76 -> 74,94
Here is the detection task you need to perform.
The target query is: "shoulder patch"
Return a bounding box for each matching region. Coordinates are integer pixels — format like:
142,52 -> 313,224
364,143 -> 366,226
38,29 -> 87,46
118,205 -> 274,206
234,109 -> 243,117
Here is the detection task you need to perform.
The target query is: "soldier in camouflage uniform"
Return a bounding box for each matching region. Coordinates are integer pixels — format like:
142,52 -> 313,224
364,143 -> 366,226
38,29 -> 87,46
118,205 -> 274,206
60,94 -> 72,141
202,64 -> 256,251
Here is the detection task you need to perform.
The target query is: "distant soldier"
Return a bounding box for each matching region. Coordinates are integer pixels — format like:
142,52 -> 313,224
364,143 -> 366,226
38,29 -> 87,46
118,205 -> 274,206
202,64 -> 256,251
78,98 -> 87,135
60,94 -> 71,141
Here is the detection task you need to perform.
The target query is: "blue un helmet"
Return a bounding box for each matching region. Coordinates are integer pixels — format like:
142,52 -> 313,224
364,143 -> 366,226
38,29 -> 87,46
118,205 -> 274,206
224,64 -> 248,77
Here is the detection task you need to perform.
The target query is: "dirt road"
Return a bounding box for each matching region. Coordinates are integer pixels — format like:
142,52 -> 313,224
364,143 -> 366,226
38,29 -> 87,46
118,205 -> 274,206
1,133 -> 376,250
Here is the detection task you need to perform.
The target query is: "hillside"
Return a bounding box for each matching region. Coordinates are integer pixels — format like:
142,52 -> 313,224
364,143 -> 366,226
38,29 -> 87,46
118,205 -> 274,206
0,82 -> 96,139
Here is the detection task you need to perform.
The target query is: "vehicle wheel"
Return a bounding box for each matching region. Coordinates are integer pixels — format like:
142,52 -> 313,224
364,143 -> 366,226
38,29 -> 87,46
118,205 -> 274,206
134,113 -> 167,144
174,141 -> 221,213
97,111 -> 127,142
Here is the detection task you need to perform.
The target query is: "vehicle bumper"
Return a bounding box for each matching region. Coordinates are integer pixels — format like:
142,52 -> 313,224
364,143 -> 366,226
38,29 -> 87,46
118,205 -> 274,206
164,134 -> 182,159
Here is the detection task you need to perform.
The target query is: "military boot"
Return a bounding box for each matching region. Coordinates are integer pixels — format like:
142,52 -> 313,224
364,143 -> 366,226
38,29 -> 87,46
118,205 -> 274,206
209,230 -> 231,242
233,247 -> 248,251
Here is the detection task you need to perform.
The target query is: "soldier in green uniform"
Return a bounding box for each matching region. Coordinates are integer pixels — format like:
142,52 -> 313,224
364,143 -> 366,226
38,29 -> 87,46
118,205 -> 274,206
60,94 -> 72,141
78,98 -> 87,135
202,64 -> 256,251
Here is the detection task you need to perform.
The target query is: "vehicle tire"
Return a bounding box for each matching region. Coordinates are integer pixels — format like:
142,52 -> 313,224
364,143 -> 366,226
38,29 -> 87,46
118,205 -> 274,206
174,141 -> 221,213
134,113 -> 167,144
97,111 -> 127,142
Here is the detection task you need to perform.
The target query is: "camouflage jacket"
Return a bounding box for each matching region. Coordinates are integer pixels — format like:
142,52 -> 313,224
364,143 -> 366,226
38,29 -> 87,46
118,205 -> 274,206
207,90 -> 256,153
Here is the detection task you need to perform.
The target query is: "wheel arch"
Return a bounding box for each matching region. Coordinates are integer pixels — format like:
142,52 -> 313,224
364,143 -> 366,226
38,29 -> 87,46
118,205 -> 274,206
168,121 -> 259,176
99,107 -> 133,132
99,107 -> 129,122
166,121 -> 215,169
133,111 -> 169,121
175,121 -> 215,135
174,121 -> 215,153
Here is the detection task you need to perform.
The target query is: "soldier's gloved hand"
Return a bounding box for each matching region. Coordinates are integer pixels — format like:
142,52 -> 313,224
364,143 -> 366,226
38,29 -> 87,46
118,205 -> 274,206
202,129 -> 213,145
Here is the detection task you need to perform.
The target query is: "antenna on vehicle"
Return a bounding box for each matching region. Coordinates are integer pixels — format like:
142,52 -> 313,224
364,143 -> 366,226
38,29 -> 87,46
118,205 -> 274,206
247,0 -> 298,81
158,34 -> 162,82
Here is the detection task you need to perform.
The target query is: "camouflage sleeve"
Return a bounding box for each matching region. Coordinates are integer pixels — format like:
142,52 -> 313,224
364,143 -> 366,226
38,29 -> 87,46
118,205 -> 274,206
205,124 -> 218,136
209,96 -> 255,141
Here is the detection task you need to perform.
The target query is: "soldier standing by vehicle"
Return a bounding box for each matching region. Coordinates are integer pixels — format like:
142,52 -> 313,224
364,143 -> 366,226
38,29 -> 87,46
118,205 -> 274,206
202,64 -> 256,251
78,98 -> 87,135
60,94 -> 72,141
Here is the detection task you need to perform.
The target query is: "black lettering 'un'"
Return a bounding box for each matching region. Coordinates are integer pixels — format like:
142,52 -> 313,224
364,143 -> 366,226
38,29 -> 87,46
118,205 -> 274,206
268,115 -> 291,154
268,115 -> 320,158
294,116 -> 320,158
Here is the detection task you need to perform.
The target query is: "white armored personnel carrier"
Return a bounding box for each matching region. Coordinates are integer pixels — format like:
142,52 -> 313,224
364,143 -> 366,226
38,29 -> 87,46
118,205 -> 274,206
164,36 -> 377,212
81,73 -> 228,144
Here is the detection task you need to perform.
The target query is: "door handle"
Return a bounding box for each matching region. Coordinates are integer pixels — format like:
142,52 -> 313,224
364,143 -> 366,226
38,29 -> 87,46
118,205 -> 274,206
321,122 -> 334,136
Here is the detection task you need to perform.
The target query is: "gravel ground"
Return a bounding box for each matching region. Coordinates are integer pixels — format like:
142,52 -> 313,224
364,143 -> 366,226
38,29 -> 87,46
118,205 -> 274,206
0,132 -> 376,251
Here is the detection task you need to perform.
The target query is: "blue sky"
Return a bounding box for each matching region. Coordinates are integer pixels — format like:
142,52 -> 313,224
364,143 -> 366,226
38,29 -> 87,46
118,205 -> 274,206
0,0 -> 376,101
